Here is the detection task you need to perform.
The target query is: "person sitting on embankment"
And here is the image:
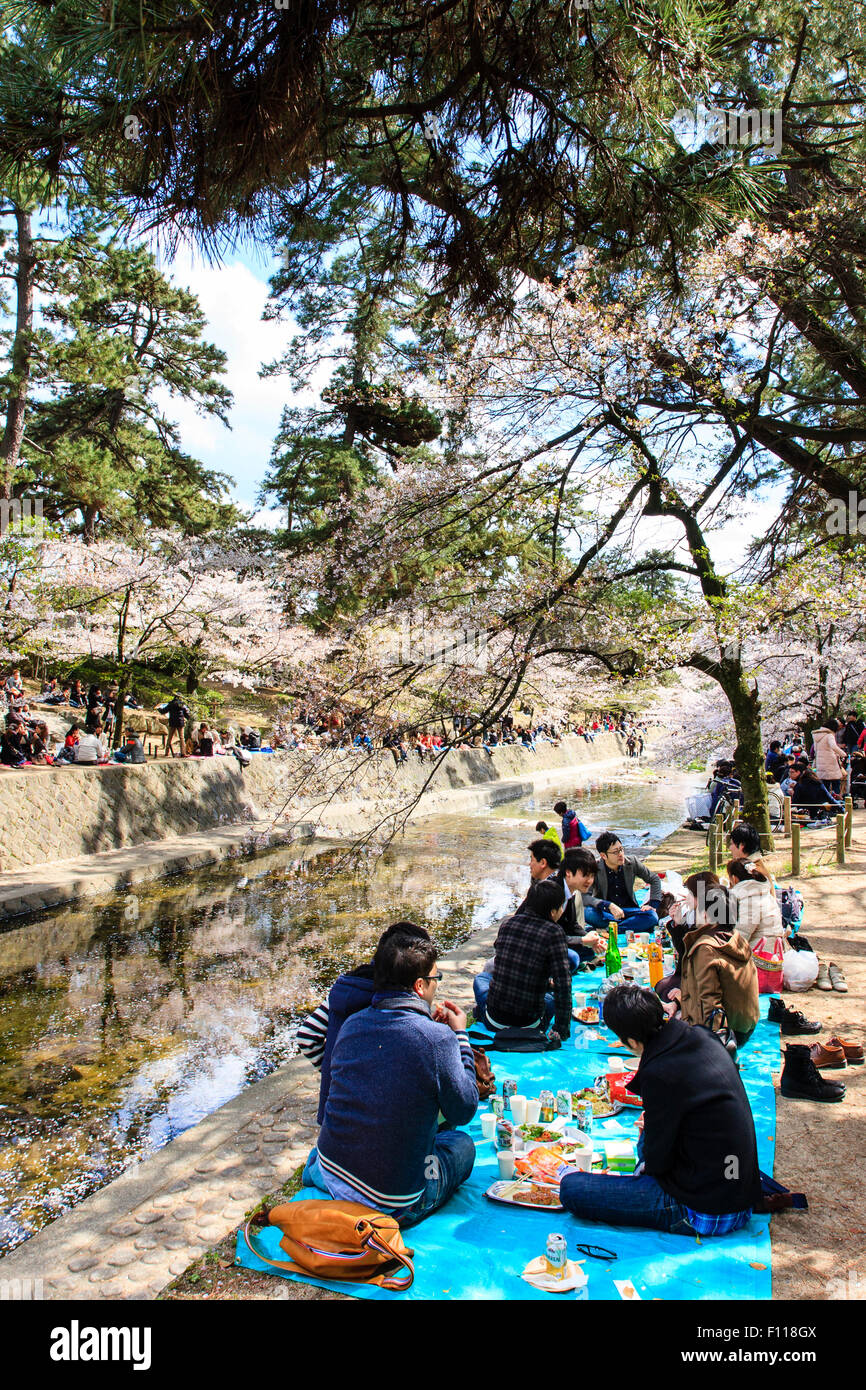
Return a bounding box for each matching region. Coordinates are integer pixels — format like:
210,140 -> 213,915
301,930 -> 477,1229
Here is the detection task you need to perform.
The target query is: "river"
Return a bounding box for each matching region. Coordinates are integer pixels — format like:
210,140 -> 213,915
0,769 -> 697,1255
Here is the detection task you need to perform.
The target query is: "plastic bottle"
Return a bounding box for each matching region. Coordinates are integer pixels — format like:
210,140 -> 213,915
648,938 -> 664,988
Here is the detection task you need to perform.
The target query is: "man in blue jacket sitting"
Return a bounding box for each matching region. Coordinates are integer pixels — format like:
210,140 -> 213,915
302,930 -> 478,1228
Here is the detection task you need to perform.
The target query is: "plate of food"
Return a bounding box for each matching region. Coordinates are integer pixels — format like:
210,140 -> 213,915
571,1088 -> 617,1118
519,1123 -> 563,1143
572,1005 -> 600,1025
485,1178 -> 564,1210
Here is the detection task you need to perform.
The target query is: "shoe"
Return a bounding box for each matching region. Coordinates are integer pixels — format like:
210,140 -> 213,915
827,1035 -> 865,1064
780,1044 -> 846,1102
767,997 -> 821,1035
828,963 -> 848,993
809,1040 -> 847,1069
816,962 -> 832,991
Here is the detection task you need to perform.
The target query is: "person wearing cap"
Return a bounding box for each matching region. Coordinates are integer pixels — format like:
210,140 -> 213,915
113,733 -> 146,763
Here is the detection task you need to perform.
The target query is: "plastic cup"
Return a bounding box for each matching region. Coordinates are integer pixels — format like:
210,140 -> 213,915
525,1098 -> 541,1125
480,1112 -> 496,1140
573,992 -> 587,1008
570,1147 -> 593,1173
608,1057 -> 625,1073
497,1150 -> 516,1180
510,1095 -> 527,1125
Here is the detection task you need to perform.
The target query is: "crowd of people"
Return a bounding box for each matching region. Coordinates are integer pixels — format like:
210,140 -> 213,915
294,799 -> 848,1245
703,713 -> 866,821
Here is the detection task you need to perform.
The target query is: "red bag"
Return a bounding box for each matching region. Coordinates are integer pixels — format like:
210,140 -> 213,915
752,936 -> 785,994
607,1070 -> 642,1108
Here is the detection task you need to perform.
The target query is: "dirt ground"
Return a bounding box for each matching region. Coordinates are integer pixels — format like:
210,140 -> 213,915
161,814 -> 866,1303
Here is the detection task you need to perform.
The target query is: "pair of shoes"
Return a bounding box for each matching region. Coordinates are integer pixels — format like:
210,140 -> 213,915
829,963 -> 848,993
810,1040 -> 847,1069
768,997 -> 821,1035
781,1044 -> 846,1101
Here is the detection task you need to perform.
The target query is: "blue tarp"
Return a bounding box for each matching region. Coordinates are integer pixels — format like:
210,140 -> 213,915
235,974 -> 779,1300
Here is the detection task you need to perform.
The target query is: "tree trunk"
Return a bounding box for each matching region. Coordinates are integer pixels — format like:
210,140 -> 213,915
112,673 -> 129,749
689,653 -> 773,846
1,208 -> 36,500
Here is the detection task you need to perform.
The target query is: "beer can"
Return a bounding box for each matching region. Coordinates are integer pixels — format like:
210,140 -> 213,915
492,1095 -> 506,1118
502,1077 -> 517,1110
556,1088 -> 572,1119
545,1232 -> 568,1280
577,1099 -> 594,1135
539,1090 -> 556,1124
494,1117 -> 514,1151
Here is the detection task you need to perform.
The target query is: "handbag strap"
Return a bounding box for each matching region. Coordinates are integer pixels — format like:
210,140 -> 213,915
240,1218 -> 415,1292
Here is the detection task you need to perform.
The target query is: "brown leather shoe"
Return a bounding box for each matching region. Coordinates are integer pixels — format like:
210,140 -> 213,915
827,1035 -> 865,1065
810,1040 -> 847,1069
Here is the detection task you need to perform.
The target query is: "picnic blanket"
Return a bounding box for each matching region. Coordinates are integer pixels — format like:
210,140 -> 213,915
235,972 -> 779,1300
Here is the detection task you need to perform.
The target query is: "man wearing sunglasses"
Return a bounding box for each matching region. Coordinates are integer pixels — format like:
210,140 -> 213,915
301,929 -> 478,1228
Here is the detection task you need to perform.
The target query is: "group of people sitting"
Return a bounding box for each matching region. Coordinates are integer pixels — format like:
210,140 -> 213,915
292,797 -> 848,1244
765,714 -> 866,810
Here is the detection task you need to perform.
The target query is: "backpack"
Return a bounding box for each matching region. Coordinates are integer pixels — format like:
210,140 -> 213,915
241,1201 -> 414,1290
469,1027 -> 561,1053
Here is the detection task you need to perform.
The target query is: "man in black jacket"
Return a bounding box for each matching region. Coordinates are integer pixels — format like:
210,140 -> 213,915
473,879 -> 572,1041
560,985 -> 761,1235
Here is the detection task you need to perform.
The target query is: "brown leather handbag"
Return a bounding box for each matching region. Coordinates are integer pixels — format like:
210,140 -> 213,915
241,1200 -> 415,1291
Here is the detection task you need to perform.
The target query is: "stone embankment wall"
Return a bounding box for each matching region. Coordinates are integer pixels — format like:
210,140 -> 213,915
0,733 -> 625,873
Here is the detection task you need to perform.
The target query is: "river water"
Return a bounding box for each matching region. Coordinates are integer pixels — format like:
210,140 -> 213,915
0,770 -> 696,1255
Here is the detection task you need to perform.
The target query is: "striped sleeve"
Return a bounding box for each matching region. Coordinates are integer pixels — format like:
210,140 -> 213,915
295,1003 -> 329,1068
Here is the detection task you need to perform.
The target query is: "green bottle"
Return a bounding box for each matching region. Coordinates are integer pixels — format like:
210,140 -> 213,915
605,922 -> 622,977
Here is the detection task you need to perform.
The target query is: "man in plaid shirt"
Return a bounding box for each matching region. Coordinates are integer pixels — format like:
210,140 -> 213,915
473,879 -> 572,1040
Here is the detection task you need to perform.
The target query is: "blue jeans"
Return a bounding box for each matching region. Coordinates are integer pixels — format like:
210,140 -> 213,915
302,1131 -> 475,1231
584,905 -> 659,934
559,1169 -> 697,1235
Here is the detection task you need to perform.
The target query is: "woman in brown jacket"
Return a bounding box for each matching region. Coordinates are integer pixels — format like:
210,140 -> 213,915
669,874 -> 760,1048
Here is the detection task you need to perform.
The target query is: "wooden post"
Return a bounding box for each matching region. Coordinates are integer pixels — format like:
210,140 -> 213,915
791,822 -> 801,876
708,824 -> 718,875
844,795 -> 853,849
836,814 -> 846,864
783,794 -> 792,835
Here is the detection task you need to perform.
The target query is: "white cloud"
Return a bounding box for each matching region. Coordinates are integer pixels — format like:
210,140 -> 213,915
153,245 -> 296,508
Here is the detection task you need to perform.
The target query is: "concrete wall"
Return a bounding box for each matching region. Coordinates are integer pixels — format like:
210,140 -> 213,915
0,733 -> 625,872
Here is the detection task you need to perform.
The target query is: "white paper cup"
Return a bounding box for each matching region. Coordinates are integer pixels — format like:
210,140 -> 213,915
497,1150 -> 516,1180
525,1098 -> 541,1124
570,1147 -> 593,1172
573,992 -> 587,1008
480,1112 -> 496,1139
608,1057 -> 626,1073
510,1095 -> 527,1125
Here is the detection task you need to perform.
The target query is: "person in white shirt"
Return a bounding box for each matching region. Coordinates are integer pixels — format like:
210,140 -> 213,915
74,723 -> 107,764
726,859 -> 784,948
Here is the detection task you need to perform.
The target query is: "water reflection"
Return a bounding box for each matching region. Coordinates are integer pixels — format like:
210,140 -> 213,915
0,773 -> 693,1253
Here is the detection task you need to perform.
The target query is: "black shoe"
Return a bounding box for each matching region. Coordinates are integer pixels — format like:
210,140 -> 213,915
768,996 -> 821,1035
780,1044 -> 846,1102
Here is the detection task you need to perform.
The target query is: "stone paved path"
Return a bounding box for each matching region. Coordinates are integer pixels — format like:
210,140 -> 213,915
0,919 -> 496,1300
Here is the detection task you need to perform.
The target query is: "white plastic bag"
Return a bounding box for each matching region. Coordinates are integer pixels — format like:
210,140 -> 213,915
782,949 -> 820,992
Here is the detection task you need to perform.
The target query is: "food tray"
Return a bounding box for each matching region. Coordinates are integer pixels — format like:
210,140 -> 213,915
484,1178 -> 564,1210
572,1009 -> 601,1025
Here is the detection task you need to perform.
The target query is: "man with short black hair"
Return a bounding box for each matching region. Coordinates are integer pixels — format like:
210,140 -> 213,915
584,831 -> 662,934
560,985 -> 761,1235
302,931 -> 477,1228
527,836 -> 561,880
556,847 -> 605,962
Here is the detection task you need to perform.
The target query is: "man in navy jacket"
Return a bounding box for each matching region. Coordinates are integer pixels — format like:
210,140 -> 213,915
561,985 -> 761,1235
303,931 -> 478,1228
